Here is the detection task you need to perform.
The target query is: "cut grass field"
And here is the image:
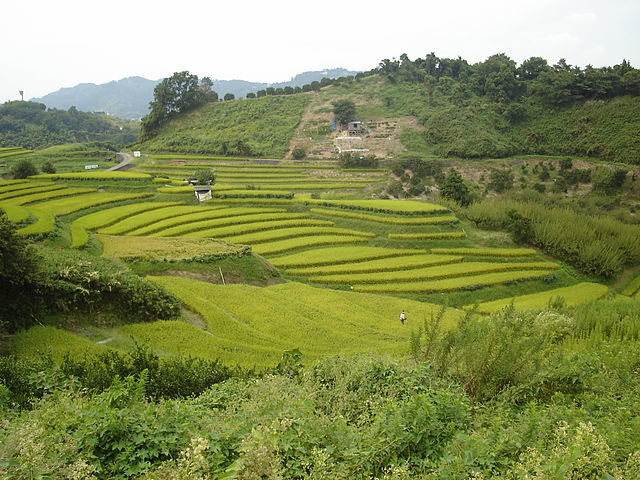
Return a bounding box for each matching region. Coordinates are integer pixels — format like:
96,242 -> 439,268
468,282 -> 609,313
98,234 -> 249,261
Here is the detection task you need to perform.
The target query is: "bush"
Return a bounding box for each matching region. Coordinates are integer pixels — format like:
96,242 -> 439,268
291,147 -> 306,160
11,159 -> 38,178
41,160 -> 56,174
195,168 -> 216,185
338,152 -> 378,169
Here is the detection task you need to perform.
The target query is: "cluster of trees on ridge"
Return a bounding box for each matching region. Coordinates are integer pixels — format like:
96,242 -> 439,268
0,101 -> 139,149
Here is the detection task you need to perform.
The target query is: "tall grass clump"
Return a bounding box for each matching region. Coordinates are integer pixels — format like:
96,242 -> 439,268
462,199 -> 640,277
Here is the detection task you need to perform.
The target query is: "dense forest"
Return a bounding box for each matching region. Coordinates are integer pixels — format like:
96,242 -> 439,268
0,101 -> 139,149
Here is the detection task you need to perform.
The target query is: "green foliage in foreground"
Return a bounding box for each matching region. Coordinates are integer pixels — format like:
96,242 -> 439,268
2,301 -> 640,479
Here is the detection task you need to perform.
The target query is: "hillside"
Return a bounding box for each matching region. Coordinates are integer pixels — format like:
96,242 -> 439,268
0,101 -> 139,149
31,68 -> 359,119
136,71 -> 640,164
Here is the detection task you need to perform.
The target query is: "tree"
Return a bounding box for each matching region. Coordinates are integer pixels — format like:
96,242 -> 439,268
42,160 -> 56,174
506,209 -> 533,244
223,93 -> 235,101
439,169 -> 472,206
256,90 -> 266,98
246,92 -> 256,99
11,159 -> 38,179
196,169 -> 216,185
140,71 -> 212,140
292,148 -> 306,160
488,169 -> 514,193
332,100 -> 356,125
0,210 -> 45,331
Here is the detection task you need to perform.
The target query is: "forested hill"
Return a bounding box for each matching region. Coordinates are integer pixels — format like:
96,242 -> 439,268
31,69 -> 359,119
0,101 -> 139,149
137,53 -> 640,164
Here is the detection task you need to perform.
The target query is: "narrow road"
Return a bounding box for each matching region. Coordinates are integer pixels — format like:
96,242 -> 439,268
108,152 -> 133,171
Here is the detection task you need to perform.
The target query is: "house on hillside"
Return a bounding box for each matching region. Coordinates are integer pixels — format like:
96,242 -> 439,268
347,120 -> 364,136
194,186 -> 212,202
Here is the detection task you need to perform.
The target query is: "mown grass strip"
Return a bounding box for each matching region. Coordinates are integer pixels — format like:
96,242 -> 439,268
224,226 -> 375,245
468,282 -> 609,313
0,187 -> 96,206
70,201 -> 183,248
181,219 -> 336,239
151,212 -> 308,237
30,171 -> 152,180
269,246 -> 426,268
430,247 -> 537,257
310,208 -> 458,225
30,193 -> 152,216
311,261 -> 559,285
354,270 -> 557,293
621,274 -> 640,297
286,254 -> 463,276
253,235 -> 370,256
15,208 -> 55,236
389,232 -> 467,240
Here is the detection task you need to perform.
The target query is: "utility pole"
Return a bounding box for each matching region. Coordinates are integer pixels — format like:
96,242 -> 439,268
19,91 -> 24,101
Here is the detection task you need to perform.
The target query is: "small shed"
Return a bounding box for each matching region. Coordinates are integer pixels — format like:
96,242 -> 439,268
347,121 -> 364,136
194,186 -> 212,202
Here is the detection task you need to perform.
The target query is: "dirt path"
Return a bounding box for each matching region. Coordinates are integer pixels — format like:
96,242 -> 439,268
108,152 -> 133,171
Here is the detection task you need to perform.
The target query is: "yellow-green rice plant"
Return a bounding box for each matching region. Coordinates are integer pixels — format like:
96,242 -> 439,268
97,205 -> 217,235
389,231 -> 467,240
311,261 -> 559,285
181,219 -> 335,239
70,202 -> 183,248
244,183 -> 366,190
156,185 -> 237,193
0,187 -> 95,206
430,247 -> 537,257
0,179 -> 29,187
269,246 -> 426,268
30,193 -> 151,215
223,226 -> 375,245
621,274 -> 640,297
98,234 -> 250,261
205,198 -> 295,205
310,208 -> 458,224
30,171 -> 152,180
286,254 -> 463,276
469,282 -> 610,314
15,208 -> 56,236
0,205 -> 30,223
10,326 -> 106,361
127,208 -> 285,236
0,182 -> 59,196
253,235 -> 370,256
303,198 -> 450,215
355,270 -> 557,293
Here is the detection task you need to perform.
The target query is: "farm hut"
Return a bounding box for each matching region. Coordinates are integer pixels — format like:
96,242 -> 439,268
347,120 -> 364,136
194,185 -> 212,202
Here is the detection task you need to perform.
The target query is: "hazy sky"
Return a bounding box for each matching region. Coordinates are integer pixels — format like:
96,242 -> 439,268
2,0 -> 639,103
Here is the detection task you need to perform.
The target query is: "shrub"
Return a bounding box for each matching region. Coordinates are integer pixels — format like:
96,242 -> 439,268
41,160 -> 56,174
196,168 -> 216,185
292,147 -> 306,160
11,159 -> 38,179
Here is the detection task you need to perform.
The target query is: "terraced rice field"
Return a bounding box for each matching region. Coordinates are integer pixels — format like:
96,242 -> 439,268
310,208 -> 459,224
143,277 -> 464,366
469,282 -> 609,313
269,246 -> 427,267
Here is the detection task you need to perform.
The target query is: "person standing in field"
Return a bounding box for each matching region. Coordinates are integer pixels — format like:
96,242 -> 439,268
400,310 -> 406,325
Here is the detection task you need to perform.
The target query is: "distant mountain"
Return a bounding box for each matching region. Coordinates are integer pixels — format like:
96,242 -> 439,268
32,68 -> 360,120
